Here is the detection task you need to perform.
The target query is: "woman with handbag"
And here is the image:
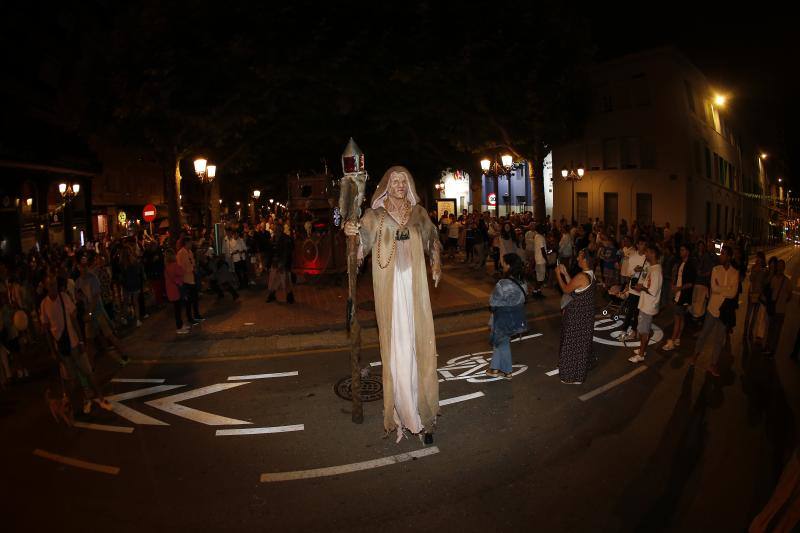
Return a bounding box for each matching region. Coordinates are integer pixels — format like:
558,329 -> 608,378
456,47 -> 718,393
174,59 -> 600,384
486,254 -> 528,380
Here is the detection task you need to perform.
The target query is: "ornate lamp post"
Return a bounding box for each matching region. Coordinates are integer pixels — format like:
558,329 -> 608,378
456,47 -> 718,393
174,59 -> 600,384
58,182 -> 81,245
480,154 -> 514,216
251,189 -> 261,222
561,166 -> 585,225
58,182 -> 80,202
194,158 -> 217,228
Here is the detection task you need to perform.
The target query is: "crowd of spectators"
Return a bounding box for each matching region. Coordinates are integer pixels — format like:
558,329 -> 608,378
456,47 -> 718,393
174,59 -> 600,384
0,213 -> 300,388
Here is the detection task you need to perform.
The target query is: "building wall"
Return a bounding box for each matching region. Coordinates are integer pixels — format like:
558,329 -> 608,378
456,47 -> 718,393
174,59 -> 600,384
90,140 -> 165,236
552,47 -> 769,242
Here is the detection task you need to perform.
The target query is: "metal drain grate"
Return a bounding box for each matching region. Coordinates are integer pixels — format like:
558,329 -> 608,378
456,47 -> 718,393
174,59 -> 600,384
334,375 -> 383,402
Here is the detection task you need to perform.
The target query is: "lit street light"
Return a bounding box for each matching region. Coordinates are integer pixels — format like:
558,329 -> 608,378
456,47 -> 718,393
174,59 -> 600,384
194,157 -> 218,228
561,166 -> 586,225
714,94 -> 727,107
480,154 -> 515,216
58,182 -> 80,201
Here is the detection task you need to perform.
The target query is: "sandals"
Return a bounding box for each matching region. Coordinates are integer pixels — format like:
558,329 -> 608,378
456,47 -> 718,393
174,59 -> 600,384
485,369 -> 501,377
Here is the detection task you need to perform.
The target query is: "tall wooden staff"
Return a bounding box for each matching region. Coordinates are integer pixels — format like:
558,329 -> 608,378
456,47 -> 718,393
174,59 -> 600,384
339,138 -> 367,424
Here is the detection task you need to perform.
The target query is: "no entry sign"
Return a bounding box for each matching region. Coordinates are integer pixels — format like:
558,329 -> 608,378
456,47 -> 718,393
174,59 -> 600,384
143,204 -> 157,222
487,193 -> 497,206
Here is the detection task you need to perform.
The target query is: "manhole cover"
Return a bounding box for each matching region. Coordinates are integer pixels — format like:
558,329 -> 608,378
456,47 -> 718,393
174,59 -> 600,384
334,375 -> 383,402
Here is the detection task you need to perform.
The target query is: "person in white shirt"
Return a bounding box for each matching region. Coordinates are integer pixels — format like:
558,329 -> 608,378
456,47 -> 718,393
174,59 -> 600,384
526,224 -> 547,298
446,214 -> 461,259
619,236 -> 634,287
629,244 -> 662,362
40,278 -> 112,414
226,230 -> 248,288
691,245 -> 739,376
621,237 -> 648,341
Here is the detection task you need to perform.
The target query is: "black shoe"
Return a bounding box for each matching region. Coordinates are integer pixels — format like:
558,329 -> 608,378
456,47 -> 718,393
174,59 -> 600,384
286,292 -> 295,304
266,291 -> 276,303
423,432 -> 434,445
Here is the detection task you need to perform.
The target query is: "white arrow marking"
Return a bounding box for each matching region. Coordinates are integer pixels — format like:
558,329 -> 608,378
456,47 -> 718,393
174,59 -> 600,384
546,369 -> 560,376
146,382 -> 252,426
226,371 -> 298,381
106,384 -> 185,426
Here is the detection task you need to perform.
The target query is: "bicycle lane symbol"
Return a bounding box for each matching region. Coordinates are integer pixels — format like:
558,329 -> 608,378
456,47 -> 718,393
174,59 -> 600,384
437,353 -> 528,383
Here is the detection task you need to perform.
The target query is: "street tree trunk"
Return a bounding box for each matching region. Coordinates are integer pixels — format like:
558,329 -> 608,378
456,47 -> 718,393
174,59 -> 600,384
531,143 -> 546,222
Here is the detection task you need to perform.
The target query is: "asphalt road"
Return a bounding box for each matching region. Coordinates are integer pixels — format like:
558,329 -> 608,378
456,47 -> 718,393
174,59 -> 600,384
2,246 -> 798,532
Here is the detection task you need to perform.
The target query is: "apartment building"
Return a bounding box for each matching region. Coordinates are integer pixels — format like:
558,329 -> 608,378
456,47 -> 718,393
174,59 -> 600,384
552,47 -> 769,241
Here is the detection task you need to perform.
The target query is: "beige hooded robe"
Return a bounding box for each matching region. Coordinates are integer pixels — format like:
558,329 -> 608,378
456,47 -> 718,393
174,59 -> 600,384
358,166 -> 440,433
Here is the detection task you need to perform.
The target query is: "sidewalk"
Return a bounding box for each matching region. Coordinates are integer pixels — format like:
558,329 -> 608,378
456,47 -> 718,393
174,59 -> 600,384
122,260 -> 562,361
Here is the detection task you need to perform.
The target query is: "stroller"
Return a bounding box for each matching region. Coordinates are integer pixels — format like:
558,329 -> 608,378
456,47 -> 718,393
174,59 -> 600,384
598,282 -> 636,322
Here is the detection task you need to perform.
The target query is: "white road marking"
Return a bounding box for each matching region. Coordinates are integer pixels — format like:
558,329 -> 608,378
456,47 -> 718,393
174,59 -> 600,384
260,446 -> 440,482
439,391 -> 485,406
215,424 -> 304,436
578,366 -> 648,402
106,384 -> 185,426
110,378 -> 165,384
73,422 -> 134,434
511,333 -> 543,343
146,382 -> 252,426
227,371 -> 298,381
545,369 -> 560,376
33,449 -> 120,475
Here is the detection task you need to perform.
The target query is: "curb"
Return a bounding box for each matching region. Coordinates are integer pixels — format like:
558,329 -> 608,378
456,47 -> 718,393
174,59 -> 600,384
128,302 -> 564,364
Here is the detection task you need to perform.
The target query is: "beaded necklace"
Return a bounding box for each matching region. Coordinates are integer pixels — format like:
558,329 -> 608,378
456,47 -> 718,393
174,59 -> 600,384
376,201 -> 411,269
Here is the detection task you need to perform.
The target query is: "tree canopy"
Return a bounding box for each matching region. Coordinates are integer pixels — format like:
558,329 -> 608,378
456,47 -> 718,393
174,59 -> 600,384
6,0 -> 595,217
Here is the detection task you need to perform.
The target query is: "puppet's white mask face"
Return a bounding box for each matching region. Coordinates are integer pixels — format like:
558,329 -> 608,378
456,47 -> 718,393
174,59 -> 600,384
388,172 -> 408,201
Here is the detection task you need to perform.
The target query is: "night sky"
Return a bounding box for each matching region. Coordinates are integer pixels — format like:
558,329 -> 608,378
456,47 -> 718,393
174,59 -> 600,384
1,2 -> 794,188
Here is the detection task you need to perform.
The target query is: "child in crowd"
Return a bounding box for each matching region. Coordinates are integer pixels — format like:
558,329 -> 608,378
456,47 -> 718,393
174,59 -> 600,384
486,254 -> 528,380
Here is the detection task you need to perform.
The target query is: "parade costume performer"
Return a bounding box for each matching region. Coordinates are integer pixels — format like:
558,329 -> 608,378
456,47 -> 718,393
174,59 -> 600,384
346,166 -> 442,443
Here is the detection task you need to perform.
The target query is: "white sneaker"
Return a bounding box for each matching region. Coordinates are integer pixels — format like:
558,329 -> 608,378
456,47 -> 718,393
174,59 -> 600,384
621,331 -> 637,342
177,326 -> 190,335
662,340 -> 675,351
674,338 -> 681,347
628,354 -> 646,363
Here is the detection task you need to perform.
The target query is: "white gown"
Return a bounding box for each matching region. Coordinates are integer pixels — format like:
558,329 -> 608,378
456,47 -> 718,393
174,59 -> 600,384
390,237 -> 423,438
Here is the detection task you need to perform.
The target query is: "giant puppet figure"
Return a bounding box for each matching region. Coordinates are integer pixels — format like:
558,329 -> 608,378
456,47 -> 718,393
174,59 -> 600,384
344,166 -> 442,443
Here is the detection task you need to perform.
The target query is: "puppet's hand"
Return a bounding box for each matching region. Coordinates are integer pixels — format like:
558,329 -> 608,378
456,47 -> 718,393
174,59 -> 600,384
343,221 -> 360,237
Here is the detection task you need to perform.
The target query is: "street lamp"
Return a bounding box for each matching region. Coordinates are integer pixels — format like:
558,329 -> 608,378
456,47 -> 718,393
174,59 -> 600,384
58,182 -> 80,201
561,166 -> 586,225
480,154 -> 514,216
253,189 -> 261,200
194,157 -> 217,228
714,94 -> 727,107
